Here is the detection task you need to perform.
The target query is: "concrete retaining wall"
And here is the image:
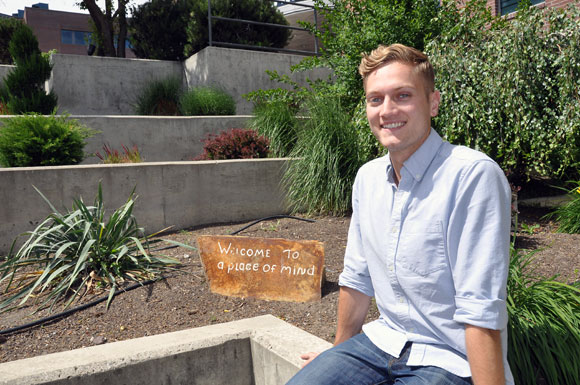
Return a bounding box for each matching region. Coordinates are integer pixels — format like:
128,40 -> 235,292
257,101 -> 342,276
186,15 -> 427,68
184,46 -> 331,114
0,315 -> 333,385
0,159 -> 289,255
0,115 -> 252,163
80,115 -> 251,163
48,54 -> 184,115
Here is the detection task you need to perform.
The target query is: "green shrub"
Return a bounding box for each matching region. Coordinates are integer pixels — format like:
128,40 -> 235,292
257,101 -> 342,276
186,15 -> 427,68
0,184 -> 181,312
179,86 -> 235,116
0,113 -> 93,167
194,128 -> 269,160
427,0 -> 580,183
184,0 -> 290,57
544,182 -> 580,234
507,245 -> 580,384
0,17 -> 23,64
134,76 -> 182,115
129,0 -> 191,61
248,101 -> 298,157
3,24 -> 57,114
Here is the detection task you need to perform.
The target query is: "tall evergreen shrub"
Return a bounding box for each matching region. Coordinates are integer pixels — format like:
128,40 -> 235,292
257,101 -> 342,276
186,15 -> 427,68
3,25 -> 57,114
0,17 -> 23,64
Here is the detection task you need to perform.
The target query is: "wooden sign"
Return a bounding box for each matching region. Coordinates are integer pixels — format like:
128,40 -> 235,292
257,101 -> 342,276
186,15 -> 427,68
197,235 -> 324,302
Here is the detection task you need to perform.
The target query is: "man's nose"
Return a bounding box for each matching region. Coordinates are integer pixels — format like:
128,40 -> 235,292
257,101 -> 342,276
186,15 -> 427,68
380,97 -> 396,116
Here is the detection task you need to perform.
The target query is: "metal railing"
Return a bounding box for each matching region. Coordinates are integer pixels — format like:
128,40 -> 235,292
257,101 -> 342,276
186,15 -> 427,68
207,0 -> 319,56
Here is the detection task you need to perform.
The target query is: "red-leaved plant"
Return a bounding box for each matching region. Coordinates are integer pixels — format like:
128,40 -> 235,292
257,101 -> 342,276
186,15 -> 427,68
194,128 -> 270,160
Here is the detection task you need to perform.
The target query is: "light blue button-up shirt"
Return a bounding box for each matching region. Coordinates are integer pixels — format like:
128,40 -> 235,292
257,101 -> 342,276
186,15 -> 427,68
339,129 -> 514,383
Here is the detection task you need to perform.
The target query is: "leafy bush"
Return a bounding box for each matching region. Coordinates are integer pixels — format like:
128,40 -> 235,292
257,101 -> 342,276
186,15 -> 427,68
179,86 -> 235,116
544,182 -> 580,234
427,0 -> 580,183
96,144 -> 142,164
184,0 -> 290,57
194,128 -> 269,160
507,244 -> 580,384
0,17 -> 23,64
249,101 -> 298,157
3,24 -> 57,114
0,113 -> 93,167
129,0 -> 191,61
134,76 -> 182,115
0,184 -> 180,312
295,0 -> 442,111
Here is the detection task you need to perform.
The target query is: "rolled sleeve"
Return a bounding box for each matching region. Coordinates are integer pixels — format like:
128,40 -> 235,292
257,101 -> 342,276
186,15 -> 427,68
453,296 -> 508,329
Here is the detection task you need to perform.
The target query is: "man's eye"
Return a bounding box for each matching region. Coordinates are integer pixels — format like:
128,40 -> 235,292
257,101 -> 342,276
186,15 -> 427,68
399,93 -> 411,100
368,97 -> 382,104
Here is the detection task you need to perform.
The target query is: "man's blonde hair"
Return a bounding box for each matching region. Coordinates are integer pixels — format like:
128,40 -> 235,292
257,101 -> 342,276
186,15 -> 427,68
359,44 -> 435,93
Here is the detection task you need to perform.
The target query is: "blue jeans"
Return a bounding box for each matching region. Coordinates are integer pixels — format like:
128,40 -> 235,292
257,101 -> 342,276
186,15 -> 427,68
286,334 -> 472,385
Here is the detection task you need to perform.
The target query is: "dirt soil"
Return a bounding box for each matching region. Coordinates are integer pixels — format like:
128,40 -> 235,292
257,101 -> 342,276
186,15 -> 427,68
1,206 -> 578,364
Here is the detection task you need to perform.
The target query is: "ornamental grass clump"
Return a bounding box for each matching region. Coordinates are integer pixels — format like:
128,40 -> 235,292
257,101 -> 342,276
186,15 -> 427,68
283,95 -> 369,216
249,101 -> 298,158
134,76 -> 182,115
179,86 -> 236,116
545,182 -> 580,234
0,184 -> 180,313
96,143 -> 142,164
507,245 -> 580,385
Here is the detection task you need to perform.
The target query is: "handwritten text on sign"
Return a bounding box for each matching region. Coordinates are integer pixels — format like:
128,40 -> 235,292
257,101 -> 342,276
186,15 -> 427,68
197,235 -> 324,302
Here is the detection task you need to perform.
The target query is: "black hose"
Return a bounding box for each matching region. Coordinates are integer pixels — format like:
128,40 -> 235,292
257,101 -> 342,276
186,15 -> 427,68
0,215 -> 315,335
229,215 -> 316,235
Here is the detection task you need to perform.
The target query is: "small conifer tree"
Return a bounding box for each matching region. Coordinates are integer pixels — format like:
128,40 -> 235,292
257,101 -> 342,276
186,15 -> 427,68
3,25 -> 57,114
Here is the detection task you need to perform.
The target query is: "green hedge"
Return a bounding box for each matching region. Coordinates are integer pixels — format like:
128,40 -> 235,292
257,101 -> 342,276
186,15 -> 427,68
428,0 -> 580,183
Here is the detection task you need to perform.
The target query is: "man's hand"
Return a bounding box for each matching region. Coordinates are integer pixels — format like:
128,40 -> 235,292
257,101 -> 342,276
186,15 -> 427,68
299,352 -> 320,368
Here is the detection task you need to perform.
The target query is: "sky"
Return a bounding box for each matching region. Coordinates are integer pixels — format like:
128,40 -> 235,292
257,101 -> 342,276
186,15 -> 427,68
0,0 -> 150,16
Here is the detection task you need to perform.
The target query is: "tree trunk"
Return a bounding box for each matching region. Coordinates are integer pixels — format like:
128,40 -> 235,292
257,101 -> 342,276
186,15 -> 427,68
81,0 -> 118,57
116,0 -> 127,57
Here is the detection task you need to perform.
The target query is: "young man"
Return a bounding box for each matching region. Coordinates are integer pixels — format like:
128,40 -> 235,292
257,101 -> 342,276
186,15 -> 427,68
287,44 -> 514,385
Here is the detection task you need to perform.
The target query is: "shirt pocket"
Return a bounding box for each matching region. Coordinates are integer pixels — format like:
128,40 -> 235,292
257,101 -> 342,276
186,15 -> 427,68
397,221 -> 447,276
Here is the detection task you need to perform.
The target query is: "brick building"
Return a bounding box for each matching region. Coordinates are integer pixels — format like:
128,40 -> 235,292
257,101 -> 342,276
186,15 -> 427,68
485,0 -> 577,16
13,3 -> 135,58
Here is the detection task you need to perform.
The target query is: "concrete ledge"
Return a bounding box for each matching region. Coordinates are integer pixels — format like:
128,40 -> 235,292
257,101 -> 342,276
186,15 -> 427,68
0,315 -> 332,385
518,194 -> 570,208
0,159 -> 290,255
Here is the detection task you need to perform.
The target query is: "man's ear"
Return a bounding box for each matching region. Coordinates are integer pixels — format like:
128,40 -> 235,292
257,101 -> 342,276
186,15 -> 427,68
430,90 -> 441,118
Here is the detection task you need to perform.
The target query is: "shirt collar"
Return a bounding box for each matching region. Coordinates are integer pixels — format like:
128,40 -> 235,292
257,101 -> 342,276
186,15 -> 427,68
401,128 -> 444,183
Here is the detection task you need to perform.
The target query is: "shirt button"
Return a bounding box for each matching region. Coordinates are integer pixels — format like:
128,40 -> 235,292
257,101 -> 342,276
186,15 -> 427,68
391,226 -> 398,233
399,297 -> 404,303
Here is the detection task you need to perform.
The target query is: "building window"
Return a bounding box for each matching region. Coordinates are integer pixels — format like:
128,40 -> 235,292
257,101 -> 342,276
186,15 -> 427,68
61,29 -> 92,45
500,0 -> 544,15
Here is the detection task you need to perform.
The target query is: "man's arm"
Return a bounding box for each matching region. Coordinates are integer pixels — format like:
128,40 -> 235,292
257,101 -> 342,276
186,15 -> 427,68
300,286 -> 371,367
465,324 -> 505,385
334,286 -> 372,345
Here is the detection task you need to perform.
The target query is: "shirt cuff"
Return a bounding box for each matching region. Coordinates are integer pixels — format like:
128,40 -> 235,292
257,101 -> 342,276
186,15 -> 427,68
453,296 -> 508,330
338,268 -> 375,298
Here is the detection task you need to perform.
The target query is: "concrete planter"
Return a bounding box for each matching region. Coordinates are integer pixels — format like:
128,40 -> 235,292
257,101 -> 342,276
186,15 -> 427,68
0,159 -> 290,255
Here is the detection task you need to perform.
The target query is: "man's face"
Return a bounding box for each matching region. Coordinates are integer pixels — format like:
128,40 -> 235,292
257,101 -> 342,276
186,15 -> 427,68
365,62 -> 440,162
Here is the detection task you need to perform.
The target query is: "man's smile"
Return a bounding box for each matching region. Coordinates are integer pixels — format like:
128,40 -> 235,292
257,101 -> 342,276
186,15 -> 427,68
380,122 -> 406,129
